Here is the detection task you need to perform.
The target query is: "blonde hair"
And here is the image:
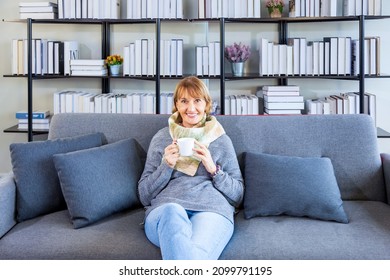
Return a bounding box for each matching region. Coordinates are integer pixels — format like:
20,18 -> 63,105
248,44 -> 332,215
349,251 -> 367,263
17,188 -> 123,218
172,76 -> 212,121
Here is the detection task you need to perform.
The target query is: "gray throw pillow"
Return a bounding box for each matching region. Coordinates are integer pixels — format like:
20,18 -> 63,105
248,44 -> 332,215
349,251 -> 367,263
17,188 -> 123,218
243,152 -> 348,223
53,138 -> 143,229
10,133 -> 104,222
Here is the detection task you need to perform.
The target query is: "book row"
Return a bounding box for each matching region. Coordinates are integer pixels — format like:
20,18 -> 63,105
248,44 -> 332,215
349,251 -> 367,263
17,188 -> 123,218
11,39 -> 79,75
343,0 -> 382,16
195,42 -> 221,76
290,0 -> 382,17
306,92 -> 376,125
58,0 -> 120,19
258,36 -> 380,77
223,94 -> 260,115
126,0 -> 184,19
123,39 -> 183,77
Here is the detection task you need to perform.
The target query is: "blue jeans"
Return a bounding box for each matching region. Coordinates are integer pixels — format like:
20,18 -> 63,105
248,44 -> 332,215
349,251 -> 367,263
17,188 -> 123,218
144,203 -> 234,260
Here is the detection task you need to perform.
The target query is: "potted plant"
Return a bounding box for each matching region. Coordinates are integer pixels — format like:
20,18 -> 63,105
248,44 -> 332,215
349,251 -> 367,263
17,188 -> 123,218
266,0 -> 285,18
105,54 -> 123,76
224,42 -> 251,76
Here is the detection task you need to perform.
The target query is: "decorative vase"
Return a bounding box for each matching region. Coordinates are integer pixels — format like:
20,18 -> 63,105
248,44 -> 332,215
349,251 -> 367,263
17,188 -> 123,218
231,62 -> 245,77
269,8 -> 282,18
109,64 -> 121,76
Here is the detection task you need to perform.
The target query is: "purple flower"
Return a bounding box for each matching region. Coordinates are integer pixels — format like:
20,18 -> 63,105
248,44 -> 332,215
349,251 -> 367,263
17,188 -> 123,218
224,42 -> 251,63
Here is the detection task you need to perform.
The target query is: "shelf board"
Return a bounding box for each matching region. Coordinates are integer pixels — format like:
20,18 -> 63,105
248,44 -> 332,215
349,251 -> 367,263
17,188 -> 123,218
377,127 -> 390,138
3,125 -> 49,135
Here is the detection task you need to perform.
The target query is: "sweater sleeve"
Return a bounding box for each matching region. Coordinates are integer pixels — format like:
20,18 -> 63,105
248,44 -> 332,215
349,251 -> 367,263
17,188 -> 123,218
138,130 -> 173,206
211,135 -> 244,208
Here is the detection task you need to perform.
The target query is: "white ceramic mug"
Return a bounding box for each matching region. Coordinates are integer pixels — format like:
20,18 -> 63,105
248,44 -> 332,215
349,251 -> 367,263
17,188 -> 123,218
177,138 -> 195,156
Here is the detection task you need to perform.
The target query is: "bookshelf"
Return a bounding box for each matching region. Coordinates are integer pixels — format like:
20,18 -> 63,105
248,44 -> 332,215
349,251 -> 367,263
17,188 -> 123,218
3,11 -> 390,140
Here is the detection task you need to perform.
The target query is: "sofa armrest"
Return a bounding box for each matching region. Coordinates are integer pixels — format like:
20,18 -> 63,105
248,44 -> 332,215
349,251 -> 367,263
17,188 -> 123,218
0,172 -> 16,238
381,153 -> 390,204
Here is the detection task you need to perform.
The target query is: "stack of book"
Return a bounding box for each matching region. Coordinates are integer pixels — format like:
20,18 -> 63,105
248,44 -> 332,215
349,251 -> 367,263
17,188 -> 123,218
19,2 -> 58,19
257,85 -> 304,115
16,110 -> 51,130
70,60 -> 107,76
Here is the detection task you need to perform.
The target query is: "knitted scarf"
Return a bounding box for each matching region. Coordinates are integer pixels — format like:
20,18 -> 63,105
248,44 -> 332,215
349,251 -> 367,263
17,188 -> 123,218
168,112 -> 225,176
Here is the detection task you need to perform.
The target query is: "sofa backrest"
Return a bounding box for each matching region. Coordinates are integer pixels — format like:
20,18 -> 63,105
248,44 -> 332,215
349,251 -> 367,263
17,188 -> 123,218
49,113 -> 386,202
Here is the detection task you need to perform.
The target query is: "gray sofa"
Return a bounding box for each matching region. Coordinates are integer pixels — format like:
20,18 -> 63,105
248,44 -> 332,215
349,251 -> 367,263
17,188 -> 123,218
1,113 -> 390,259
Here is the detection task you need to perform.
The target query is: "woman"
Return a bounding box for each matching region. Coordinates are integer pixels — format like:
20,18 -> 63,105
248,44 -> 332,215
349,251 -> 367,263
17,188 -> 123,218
138,76 -> 244,260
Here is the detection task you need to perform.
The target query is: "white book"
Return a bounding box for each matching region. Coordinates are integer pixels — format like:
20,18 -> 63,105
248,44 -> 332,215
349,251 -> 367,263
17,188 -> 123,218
202,46 -> 209,76
298,38 -> 306,75
129,43 -> 135,76
81,0 -> 88,18
247,0 -> 254,17
70,65 -> 106,70
344,0 -> 355,16
287,38 -> 300,75
198,0 -> 205,18
127,0 -> 133,18
141,0 -> 147,18
70,59 -> 105,66
337,37 -> 346,75
177,0 -> 183,18
19,2 -> 57,7
123,45 -> 130,76
214,41 -> 220,75
135,39 -> 142,76
35,39 -> 42,75
312,41 -> 320,76
132,93 -> 141,114
318,41 -> 324,75
71,69 -> 107,76
261,85 -> 300,92
87,0 -> 93,18
141,39 -> 148,75
20,6 -> 58,12
196,46 -> 203,75
279,44 -> 287,76
264,95 -> 304,103
345,37 -> 352,75
259,38 -> 266,69
208,42 -> 215,76
286,45 -> 293,76
64,41 -> 79,75
177,39 -> 183,76
273,44 -> 279,76
254,0 -> 261,17
12,39 -> 19,75
171,39 -> 177,76
324,37 -> 338,75
267,42 -> 273,76
329,0 -> 337,16
147,39 -> 155,76
19,12 -> 57,19
264,108 -> 302,115
306,43 -> 312,75
164,40 -> 171,76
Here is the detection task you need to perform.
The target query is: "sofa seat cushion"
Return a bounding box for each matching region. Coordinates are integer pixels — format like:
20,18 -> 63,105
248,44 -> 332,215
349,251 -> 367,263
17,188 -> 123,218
220,201 -> 390,260
0,208 -> 161,260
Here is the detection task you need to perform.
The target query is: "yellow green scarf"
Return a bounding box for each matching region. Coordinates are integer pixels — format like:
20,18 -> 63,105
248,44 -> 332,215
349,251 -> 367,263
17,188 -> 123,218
168,112 -> 225,176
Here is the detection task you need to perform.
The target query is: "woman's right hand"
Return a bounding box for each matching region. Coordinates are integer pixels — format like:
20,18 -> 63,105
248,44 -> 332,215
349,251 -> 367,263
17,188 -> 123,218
163,139 -> 180,168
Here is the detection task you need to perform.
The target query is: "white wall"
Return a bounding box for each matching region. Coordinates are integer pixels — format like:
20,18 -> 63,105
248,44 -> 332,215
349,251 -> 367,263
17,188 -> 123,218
0,0 -> 389,173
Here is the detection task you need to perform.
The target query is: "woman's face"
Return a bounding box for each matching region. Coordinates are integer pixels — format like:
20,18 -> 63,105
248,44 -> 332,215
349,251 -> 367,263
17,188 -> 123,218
176,90 -> 207,128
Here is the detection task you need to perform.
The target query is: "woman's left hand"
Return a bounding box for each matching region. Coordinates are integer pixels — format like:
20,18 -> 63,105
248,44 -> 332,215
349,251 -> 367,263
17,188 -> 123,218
193,140 -> 217,175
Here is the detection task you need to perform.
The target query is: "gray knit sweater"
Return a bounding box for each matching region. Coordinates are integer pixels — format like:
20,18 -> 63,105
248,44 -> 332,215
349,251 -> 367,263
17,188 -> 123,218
138,127 -> 244,223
